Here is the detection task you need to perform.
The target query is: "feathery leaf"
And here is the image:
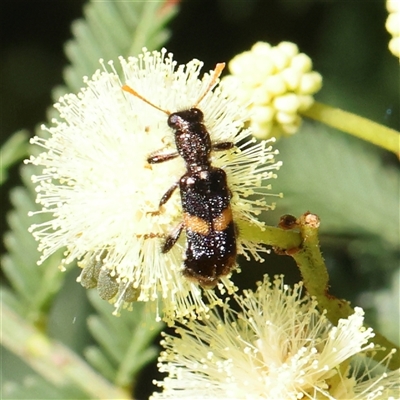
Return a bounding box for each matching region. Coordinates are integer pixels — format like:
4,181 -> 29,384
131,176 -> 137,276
272,124 -> 399,250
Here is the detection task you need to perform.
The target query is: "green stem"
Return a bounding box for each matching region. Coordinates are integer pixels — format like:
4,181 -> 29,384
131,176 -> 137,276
244,215 -> 400,371
1,301 -> 131,400
294,213 -> 354,322
294,213 -> 400,370
302,101 -> 400,157
237,220 -> 301,249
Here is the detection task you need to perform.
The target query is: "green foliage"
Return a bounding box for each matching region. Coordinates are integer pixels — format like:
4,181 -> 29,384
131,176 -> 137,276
272,123 -> 399,249
367,268 -> 400,344
2,165 -> 66,323
85,291 -> 162,387
267,123 -> 399,341
2,358 -> 87,400
62,1 -> 177,94
1,1 -> 176,398
1,0 -> 398,398
0,130 -> 29,185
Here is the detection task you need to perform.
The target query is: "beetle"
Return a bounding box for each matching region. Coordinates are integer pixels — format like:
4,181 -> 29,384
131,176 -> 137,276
122,63 -> 237,287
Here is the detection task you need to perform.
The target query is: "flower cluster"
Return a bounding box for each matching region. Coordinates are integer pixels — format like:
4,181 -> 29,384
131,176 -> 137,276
151,275 -> 400,399
26,49 -> 281,322
386,0 -> 400,59
222,41 -> 322,139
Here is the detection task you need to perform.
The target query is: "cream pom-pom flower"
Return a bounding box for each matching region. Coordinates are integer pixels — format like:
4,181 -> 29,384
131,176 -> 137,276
25,49 -> 281,321
151,275 -> 399,399
222,41 -> 322,139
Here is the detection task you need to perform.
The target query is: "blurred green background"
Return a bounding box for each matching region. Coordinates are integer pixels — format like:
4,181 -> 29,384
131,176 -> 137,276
1,1 -> 399,399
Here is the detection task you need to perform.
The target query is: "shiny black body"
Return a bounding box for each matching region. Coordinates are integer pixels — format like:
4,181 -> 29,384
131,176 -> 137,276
148,108 -> 236,287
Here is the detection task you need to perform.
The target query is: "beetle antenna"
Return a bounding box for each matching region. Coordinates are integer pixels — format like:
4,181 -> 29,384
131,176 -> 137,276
122,85 -> 170,115
193,62 -> 225,108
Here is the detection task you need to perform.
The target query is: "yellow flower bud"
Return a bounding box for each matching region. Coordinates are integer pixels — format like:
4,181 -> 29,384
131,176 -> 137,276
386,0 -> 400,59
222,41 -> 322,139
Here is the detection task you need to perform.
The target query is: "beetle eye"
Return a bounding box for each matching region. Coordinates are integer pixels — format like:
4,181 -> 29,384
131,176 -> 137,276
167,114 -> 179,128
190,108 -> 204,121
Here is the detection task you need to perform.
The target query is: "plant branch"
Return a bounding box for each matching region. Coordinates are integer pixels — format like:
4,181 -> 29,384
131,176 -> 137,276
302,101 -> 400,157
1,301 -> 131,400
237,220 -> 301,249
